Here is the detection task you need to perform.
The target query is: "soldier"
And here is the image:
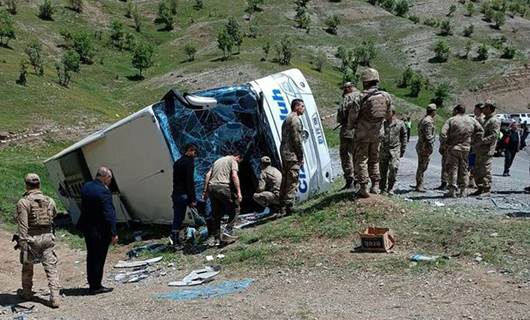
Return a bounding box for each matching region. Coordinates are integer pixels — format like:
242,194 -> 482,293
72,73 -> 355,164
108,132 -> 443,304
472,100 -> 500,196
348,68 -> 393,198
253,156 -> 282,213
415,104 -> 437,192
379,107 -> 408,195
440,105 -> 484,198
279,99 -> 305,215
337,82 -> 360,190
468,103 -> 485,189
16,173 -> 60,308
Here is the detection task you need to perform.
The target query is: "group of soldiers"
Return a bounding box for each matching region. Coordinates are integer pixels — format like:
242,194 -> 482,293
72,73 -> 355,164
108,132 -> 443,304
337,69 -> 502,199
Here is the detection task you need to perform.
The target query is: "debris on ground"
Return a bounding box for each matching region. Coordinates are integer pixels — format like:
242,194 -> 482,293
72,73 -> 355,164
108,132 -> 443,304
235,209 -> 275,229
127,243 -> 168,258
356,227 -> 395,253
410,254 -> 440,262
433,201 -> 445,207
157,278 -> 254,301
114,256 -> 163,268
168,265 -> 221,287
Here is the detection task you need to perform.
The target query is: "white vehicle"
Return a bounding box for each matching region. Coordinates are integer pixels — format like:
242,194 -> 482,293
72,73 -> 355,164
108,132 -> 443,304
44,69 -> 333,224
509,113 -> 530,123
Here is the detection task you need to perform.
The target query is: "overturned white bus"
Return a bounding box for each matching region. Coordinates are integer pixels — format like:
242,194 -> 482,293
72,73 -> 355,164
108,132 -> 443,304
44,69 -> 333,225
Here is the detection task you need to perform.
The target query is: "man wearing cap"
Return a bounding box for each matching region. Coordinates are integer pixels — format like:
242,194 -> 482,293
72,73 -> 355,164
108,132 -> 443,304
467,103 -> 486,189
348,68 -> 393,198
415,104 -> 437,192
15,173 -> 60,308
440,105 -> 484,198
77,166 -> 118,295
379,107 -> 408,195
472,100 -> 500,196
279,99 -> 305,214
337,82 -> 361,190
253,156 -> 282,213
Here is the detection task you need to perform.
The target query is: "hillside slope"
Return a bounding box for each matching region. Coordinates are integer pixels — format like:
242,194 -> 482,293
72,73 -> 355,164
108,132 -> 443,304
0,0 -> 529,134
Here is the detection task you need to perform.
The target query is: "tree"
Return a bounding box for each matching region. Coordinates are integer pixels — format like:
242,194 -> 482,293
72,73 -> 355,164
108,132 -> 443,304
169,0 -> 178,15
71,31 -> 94,64
67,0 -> 83,13
324,15 -> 340,34
247,20 -> 258,38
38,0 -> 55,21
432,82 -> 451,107
463,40 -> 472,59
313,51 -> 326,72
296,10 -> 310,30
56,49 -> 80,87
226,17 -> 243,54
246,0 -> 264,14
409,74 -> 423,97
398,67 -> 414,88
157,0 -> 174,30
501,45 -> 516,59
131,41 -> 154,78
16,59 -> 28,86
110,20 -> 126,50
408,15 -> 420,24
193,0 -> 203,10
493,10 -> 506,29
483,6 -> 494,22
125,1 -> 133,18
261,41 -> 270,61
0,9 -> 16,47
354,40 -> 376,66
381,0 -> 395,12
466,2 -> 475,16
183,43 -> 197,61
477,43 -> 488,60
433,40 -> 450,62
133,6 -> 142,32
394,0 -> 409,17
275,37 -> 293,65
439,19 -> 453,36
447,4 -> 456,17
463,24 -> 474,37
25,41 -> 44,75
217,28 -> 234,59
6,0 -> 17,15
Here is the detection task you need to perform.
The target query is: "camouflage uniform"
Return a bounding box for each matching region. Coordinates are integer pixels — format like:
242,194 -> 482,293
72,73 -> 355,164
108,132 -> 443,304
253,161 -> 282,208
440,114 -> 484,197
415,108 -> 436,191
474,113 -> 500,192
380,117 -> 407,193
468,114 -> 485,187
16,174 -> 59,307
279,112 -> 304,210
337,90 -> 360,185
349,87 -> 392,196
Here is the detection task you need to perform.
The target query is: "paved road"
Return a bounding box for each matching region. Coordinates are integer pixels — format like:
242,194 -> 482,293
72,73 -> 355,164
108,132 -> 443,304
331,137 -> 530,216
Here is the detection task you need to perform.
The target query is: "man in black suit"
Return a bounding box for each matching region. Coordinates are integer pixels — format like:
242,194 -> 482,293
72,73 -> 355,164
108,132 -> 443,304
77,166 -> 118,295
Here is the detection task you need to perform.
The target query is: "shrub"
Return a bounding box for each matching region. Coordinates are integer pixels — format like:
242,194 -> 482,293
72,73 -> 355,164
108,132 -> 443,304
394,0 -> 409,17
133,6 -> 142,32
408,15 -> 420,24
433,40 -> 450,62
439,19 -> 453,36
477,43 -> 489,60
0,9 -> 16,46
226,17 -> 243,53
16,59 -> 28,86
447,4 -> 456,17
432,82 -> 451,107
38,0 -> 55,21
183,44 -> 197,61
463,40 -> 472,59
246,0 -> 264,14
466,2 -> 474,16
423,17 -> 438,27
354,40 -> 376,66
501,45 -> 516,59
463,24 -> 474,37
193,0 -> 203,10
398,67 -> 414,88
56,49 -> 80,87
217,28 -> 234,59
25,41 -> 44,75
493,10 -> 506,29
262,41 -> 270,61
67,0 -> 83,13
157,0 -> 174,30
275,37 -> 293,65
381,0 -> 395,11
131,41 -> 154,78
313,51 -> 326,72
409,74 -> 423,97
110,20 -> 126,50
6,0 -> 17,15
324,15 -> 340,34
71,31 -> 94,64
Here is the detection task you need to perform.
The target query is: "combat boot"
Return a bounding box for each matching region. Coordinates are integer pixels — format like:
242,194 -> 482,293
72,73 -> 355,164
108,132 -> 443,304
341,177 -> 354,190
370,184 -> 380,195
468,178 -> 477,189
356,184 -> 370,198
415,185 -> 426,193
457,188 -> 466,198
18,288 -> 33,300
49,290 -> 60,308
470,187 -> 484,196
435,182 -> 447,191
444,188 -> 456,198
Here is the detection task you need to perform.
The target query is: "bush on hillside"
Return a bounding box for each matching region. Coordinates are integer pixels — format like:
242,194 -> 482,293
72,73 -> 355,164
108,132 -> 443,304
6,0 -> 17,15
183,44 -> 197,61
67,0 -> 83,13
131,41 -> 154,78
38,0 -> 55,21
433,40 -> 450,62
25,41 -> 44,76
324,15 -> 340,34
394,0 -> 409,17
439,19 -> 453,36
463,24 -> 474,37
477,43 -> 489,60
275,37 -> 293,65
0,9 -> 16,47
432,82 -> 451,107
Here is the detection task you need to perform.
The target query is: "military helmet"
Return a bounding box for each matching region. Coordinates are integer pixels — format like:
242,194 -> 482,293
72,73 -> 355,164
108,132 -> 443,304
427,103 -> 437,112
342,82 -> 353,89
361,68 -> 380,83
483,99 -> 496,109
24,173 -> 40,184
261,156 -> 271,165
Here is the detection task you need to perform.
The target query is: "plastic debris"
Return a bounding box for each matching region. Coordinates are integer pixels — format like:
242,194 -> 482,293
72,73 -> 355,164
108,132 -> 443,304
168,266 -> 220,287
114,256 -> 163,268
114,268 -> 150,283
410,254 -> 440,262
206,255 -> 214,262
127,243 -> 168,258
216,254 -> 225,260
157,279 -> 254,301
433,201 -> 445,207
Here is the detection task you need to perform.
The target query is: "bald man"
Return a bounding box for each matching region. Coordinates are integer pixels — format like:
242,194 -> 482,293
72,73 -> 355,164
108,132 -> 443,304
77,166 -> 118,295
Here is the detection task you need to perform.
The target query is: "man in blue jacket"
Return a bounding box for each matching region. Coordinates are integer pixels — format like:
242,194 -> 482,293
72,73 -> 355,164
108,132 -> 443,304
77,166 -> 117,295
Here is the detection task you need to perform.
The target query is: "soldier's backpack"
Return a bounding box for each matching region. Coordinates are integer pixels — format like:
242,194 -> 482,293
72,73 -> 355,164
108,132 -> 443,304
361,90 -> 388,122
28,196 -> 54,227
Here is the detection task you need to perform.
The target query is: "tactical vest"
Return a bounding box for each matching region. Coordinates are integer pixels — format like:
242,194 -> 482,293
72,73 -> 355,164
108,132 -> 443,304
361,90 -> 388,123
27,196 -> 54,228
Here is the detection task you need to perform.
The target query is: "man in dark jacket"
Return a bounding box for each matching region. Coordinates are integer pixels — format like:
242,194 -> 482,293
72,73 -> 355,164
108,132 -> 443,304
503,122 -> 521,176
171,143 -> 198,249
77,166 -> 117,295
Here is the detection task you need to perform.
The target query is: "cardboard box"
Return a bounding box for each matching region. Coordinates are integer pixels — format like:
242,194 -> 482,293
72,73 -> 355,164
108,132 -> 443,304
359,227 -> 395,253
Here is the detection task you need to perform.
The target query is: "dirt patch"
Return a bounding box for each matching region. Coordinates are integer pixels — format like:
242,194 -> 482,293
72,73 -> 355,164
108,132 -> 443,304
82,2 -> 112,28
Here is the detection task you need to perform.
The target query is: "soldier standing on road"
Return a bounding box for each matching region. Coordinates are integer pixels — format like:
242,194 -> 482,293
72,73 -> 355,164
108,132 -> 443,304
379,107 -> 408,195
337,82 -> 360,190
415,104 -> 437,192
348,68 -> 393,198
468,103 -> 485,189
16,173 -> 60,308
279,99 -> 305,215
252,156 -> 282,214
472,100 -> 500,196
440,105 -> 484,198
